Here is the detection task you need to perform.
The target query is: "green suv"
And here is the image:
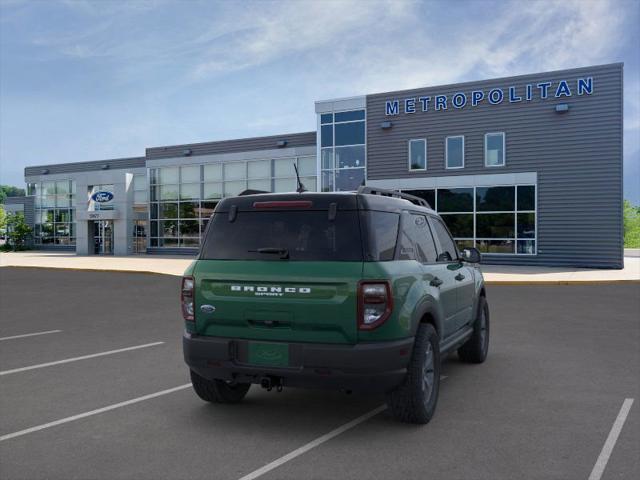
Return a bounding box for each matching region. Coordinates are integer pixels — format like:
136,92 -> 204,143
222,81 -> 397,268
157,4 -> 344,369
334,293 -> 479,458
182,187 -> 489,424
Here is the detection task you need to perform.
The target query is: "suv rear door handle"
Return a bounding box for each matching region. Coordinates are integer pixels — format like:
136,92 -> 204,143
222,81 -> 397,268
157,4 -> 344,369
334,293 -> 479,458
455,273 -> 465,281
430,277 -> 443,287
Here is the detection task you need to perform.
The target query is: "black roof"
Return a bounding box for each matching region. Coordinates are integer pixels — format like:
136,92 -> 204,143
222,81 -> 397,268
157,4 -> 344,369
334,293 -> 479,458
215,190 -> 435,215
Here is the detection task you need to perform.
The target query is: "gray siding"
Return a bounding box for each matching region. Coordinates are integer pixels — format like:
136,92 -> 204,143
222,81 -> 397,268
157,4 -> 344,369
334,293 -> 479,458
25,157 -> 145,177
366,63 -> 623,268
146,131 -> 316,160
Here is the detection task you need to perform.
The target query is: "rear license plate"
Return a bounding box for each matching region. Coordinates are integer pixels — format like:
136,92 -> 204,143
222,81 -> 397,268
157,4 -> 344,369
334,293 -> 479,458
248,342 -> 289,367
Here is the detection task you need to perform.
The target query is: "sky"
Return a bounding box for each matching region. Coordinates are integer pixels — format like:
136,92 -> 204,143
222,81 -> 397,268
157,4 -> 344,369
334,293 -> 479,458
1,0 -> 639,202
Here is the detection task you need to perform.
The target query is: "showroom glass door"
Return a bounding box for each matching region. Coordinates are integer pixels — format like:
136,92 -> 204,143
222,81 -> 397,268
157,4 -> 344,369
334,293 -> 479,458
93,220 -> 114,255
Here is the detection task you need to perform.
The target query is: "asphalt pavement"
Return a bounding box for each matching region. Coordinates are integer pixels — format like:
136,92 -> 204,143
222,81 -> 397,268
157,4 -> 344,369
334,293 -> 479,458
0,267 -> 638,480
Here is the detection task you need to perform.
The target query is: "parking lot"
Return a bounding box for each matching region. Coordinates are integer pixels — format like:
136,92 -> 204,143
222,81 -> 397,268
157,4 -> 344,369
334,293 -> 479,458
0,267 -> 638,480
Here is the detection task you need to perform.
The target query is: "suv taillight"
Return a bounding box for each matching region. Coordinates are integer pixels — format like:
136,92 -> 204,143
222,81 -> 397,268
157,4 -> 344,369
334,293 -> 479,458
358,281 -> 393,330
181,276 -> 195,322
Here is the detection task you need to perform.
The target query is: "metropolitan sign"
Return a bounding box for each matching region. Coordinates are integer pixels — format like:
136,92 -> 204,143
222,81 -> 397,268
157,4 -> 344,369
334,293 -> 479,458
384,76 -> 594,115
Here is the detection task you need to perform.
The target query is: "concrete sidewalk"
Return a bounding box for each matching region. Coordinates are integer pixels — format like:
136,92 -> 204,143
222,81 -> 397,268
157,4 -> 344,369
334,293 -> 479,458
1,251 -> 639,284
0,251 -> 192,277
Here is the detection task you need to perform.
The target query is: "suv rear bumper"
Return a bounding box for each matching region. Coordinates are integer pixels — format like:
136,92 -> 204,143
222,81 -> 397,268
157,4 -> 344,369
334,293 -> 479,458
183,332 -> 413,393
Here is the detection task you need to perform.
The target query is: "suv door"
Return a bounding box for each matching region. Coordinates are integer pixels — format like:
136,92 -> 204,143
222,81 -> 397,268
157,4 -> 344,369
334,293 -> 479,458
428,216 -> 475,332
399,212 -> 459,339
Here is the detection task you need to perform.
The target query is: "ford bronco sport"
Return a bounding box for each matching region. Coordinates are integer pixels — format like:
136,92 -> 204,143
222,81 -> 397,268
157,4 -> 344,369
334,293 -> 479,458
182,187 -> 489,424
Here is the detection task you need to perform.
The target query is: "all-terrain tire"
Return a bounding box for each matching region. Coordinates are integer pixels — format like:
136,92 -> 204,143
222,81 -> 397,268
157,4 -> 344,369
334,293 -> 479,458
190,370 -> 251,404
386,323 -> 441,424
458,295 -> 490,364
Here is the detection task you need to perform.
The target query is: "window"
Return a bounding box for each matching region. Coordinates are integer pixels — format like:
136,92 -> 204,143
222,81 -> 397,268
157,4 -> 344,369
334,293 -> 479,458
437,188 -> 473,251
516,185 -> 536,254
485,133 -> 505,167
361,211 -> 399,261
33,179 -> 76,246
403,189 -> 435,209
405,185 -> 536,255
201,211 -> 363,261
148,156 -> 317,249
437,188 -> 473,212
476,186 -> 514,211
409,139 -> 427,171
133,174 -> 147,204
410,214 -> 438,263
446,136 -> 464,169
320,109 -> 366,192
132,220 -> 147,253
429,217 -> 458,262
475,185 -> 515,254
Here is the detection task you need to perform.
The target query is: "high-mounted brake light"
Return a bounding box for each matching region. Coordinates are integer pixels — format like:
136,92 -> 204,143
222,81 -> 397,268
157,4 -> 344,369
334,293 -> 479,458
181,276 -> 195,322
357,281 -> 393,330
253,200 -> 313,209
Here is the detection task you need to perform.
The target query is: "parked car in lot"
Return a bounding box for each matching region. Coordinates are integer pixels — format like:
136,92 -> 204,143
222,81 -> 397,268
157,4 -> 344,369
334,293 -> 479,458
182,187 -> 489,424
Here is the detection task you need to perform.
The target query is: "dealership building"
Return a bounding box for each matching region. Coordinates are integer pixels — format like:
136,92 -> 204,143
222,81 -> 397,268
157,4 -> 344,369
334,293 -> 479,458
13,63 -> 623,268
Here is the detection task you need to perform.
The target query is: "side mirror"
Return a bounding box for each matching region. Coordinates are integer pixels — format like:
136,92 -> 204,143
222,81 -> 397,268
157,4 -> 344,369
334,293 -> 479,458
461,247 -> 481,263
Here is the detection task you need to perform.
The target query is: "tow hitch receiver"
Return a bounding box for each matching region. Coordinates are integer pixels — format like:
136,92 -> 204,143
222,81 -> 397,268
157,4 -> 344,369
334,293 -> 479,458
260,376 -> 284,392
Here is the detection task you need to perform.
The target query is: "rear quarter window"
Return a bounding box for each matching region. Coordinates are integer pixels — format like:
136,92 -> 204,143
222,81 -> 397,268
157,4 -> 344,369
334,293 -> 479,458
361,211 -> 399,261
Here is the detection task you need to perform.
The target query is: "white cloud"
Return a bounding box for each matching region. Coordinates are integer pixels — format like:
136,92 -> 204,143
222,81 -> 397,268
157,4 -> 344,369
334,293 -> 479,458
325,0 -> 628,94
1,0 -> 638,191
189,0 -> 416,80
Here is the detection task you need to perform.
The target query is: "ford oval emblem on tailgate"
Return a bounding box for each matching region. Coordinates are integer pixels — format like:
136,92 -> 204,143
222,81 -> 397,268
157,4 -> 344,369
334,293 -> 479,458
200,305 -> 216,313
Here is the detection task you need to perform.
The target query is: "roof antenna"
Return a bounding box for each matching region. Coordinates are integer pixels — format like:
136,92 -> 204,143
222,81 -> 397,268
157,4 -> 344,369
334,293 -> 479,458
293,163 -> 307,193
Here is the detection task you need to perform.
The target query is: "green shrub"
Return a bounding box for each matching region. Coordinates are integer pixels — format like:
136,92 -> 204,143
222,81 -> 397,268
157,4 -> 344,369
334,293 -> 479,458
624,200 -> 640,248
5,212 -> 32,251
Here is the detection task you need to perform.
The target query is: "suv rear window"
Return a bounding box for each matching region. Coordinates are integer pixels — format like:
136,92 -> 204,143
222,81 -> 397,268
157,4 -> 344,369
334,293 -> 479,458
201,211 -> 363,261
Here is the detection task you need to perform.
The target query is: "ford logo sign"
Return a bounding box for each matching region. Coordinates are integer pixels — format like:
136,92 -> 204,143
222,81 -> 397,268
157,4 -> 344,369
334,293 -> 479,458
91,191 -> 114,203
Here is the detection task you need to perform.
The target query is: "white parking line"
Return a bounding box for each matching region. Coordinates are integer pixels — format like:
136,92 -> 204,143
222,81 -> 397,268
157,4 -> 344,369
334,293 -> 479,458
0,384 -> 191,442
588,398 -> 634,480
238,375 -> 448,480
0,330 -> 62,341
0,342 -> 164,376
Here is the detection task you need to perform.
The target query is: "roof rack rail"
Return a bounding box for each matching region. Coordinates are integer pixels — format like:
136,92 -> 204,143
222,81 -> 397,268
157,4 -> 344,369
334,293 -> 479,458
357,186 -> 432,209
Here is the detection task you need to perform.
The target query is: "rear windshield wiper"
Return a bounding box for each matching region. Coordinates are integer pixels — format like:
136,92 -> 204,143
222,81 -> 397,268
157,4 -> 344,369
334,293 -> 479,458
248,247 -> 290,259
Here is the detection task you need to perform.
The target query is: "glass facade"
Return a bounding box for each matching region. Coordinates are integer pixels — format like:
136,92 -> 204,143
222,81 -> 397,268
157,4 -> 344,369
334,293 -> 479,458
320,110 -> 366,191
149,156 -> 317,249
131,174 -> 148,253
404,185 -> 536,255
33,180 -> 76,245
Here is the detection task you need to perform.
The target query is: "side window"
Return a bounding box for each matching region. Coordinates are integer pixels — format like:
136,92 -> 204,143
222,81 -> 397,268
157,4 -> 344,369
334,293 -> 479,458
362,211 -> 400,261
430,217 -> 458,262
398,213 -> 438,263
398,217 -> 416,261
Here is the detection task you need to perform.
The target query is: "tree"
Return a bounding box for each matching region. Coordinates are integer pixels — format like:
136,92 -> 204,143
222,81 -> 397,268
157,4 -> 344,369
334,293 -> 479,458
5,212 -> 32,251
0,205 -> 6,233
623,199 -> 640,248
0,185 -> 26,204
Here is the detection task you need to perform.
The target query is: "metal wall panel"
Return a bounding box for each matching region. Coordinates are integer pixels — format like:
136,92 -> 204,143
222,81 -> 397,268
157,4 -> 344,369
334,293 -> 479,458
24,157 -> 145,177
365,63 -> 623,268
146,131 -> 316,160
